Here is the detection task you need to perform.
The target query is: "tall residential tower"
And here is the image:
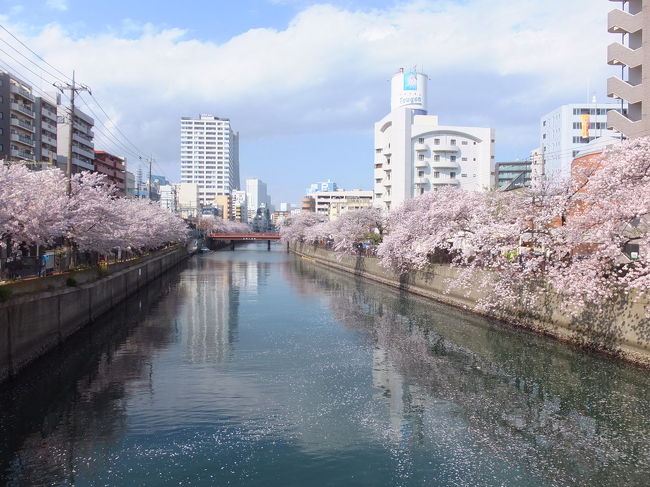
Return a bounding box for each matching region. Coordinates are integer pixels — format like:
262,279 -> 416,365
180,114 -> 240,207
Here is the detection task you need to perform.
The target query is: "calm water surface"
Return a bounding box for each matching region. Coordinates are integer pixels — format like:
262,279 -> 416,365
1,244 -> 649,486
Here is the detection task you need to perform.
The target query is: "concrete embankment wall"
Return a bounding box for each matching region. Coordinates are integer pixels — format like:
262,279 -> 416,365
290,243 -> 650,367
0,247 -> 189,382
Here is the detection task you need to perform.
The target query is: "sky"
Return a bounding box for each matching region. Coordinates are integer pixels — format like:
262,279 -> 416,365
0,0 -> 617,204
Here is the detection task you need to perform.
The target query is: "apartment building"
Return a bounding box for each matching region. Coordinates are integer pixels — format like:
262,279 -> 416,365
307,189 -> 373,218
0,71 -> 37,164
540,103 -> 623,177
94,150 -> 126,193
495,161 -> 532,190
34,93 -> 58,167
57,104 -> 95,173
374,69 -> 495,211
180,114 -> 240,206
607,0 -> 650,137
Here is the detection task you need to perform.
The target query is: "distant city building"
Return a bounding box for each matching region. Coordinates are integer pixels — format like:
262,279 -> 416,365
495,161 -> 532,191
94,151 -> 126,193
539,103 -> 622,177
301,196 -> 315,213
306,179 -> 338,194
214,194 -> 232,220
251,206 -> 272,232
245,178 -> 270,221
0,71 -> 37,164
57,103 -> 95,173
34,93 -> 58,168
231,190 -> 247,223
180,114 -> 240,206
374,68 -> 495,211
606,0 -> 648,137
125,170 -> 136,198
309,189 -> 374,218
159,184 -> 176,212
175,182 -> 200,219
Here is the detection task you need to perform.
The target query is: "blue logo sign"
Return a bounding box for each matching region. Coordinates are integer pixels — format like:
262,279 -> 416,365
403,72 -> 417,91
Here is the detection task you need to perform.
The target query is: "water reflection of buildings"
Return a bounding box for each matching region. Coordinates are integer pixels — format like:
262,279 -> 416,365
181,256 -> 271,364
182,259 -> 239,363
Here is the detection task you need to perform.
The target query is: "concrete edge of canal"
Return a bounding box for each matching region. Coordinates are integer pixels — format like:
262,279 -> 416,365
0,246 -> 191,383
289,242 -> 650,368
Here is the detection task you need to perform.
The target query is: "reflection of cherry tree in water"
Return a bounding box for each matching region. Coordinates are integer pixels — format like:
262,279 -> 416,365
289,259 -> 650,486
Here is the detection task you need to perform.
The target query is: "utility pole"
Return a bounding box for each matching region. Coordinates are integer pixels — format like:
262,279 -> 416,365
55,70 -> 90,195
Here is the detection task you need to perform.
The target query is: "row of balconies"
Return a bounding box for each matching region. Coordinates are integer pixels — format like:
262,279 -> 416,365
10,117 -> 34,133
10,132 -> 35,147
10,84 -> 35,102
606,4 -> 647,137
11,102 -> 35,118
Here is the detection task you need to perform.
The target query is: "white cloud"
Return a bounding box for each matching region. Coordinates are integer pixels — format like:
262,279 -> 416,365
45,0 -> 69,11
1,0 -> 616,184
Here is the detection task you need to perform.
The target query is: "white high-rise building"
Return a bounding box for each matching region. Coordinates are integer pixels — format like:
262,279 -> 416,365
539,103 -> 622,178
374,69 -> 495,211
180,114 -> 240,207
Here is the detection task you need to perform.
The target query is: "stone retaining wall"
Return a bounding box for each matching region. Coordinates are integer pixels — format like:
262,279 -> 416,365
0,247 -> 189,382
291,243 -> 650,367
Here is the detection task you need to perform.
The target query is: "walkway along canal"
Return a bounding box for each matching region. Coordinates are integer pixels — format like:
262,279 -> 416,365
1,244 -> 649,486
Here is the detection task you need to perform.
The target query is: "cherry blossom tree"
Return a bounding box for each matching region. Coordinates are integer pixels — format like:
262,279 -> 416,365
198,215 -> 251,234
279,212 -> 327,243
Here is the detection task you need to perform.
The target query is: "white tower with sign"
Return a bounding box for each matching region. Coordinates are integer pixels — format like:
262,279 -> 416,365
373,69 -> 495,211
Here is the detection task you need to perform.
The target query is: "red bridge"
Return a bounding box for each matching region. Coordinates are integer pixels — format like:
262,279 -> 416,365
207,233 -> 281,250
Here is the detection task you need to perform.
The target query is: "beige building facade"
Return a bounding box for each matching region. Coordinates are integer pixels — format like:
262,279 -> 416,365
607,0 -> 650,137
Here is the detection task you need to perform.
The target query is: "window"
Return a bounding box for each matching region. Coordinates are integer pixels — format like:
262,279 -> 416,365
434,138 -> 440,145
418,154 -> 425,161
543,120 -> 546,126
461,173 -> 467,177
418,137 -> 424,144
419,187 -> 425,195
450,172 -> 456,179
418,170 -> 425,177
462,157 -> 467,161
461,141 -> 468,145
433,171 -> 440,178
450,139 -> 456,145
543,134 -> 546,139
450,155 -> 457,162
434,155 -> 440,161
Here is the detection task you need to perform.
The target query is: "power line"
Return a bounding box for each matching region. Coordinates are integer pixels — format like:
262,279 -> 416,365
0,23 -> 73,83
0,36 -> 68,84
0,45 -> 59,87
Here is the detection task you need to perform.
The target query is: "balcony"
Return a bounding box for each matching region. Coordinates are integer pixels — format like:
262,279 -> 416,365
383,146 -> 392,157
10,117 -> 35,133
10,133 -> 35,147
10,84 -> 35,102
11,102 -> 34,118
383,181 -> 392,187
10,148 -> 34,160
432,179 -> 460,186
414,143 -> 429,152
41,134 -> 57,147
608,8 -> 642,34
73,145 -> 96,161
414,177 -> 428,185
607,109 -> 646,138
41,108 -> 58,123
431,143 -> 460,153
431,159 -> 459,170
73,131 -> 93,144
607,42 -> 643,67
607,76 -> 643,104
415,159 -> 428,168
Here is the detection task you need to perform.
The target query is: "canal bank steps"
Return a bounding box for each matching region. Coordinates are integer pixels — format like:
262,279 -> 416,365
0,246 -> 191,383
290,242 -> 650,367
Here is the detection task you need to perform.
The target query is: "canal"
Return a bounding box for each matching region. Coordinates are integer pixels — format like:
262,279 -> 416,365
1,244 -> 649,486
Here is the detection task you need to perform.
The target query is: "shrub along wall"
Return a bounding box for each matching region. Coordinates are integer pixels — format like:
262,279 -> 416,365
290,242 -> 650,367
